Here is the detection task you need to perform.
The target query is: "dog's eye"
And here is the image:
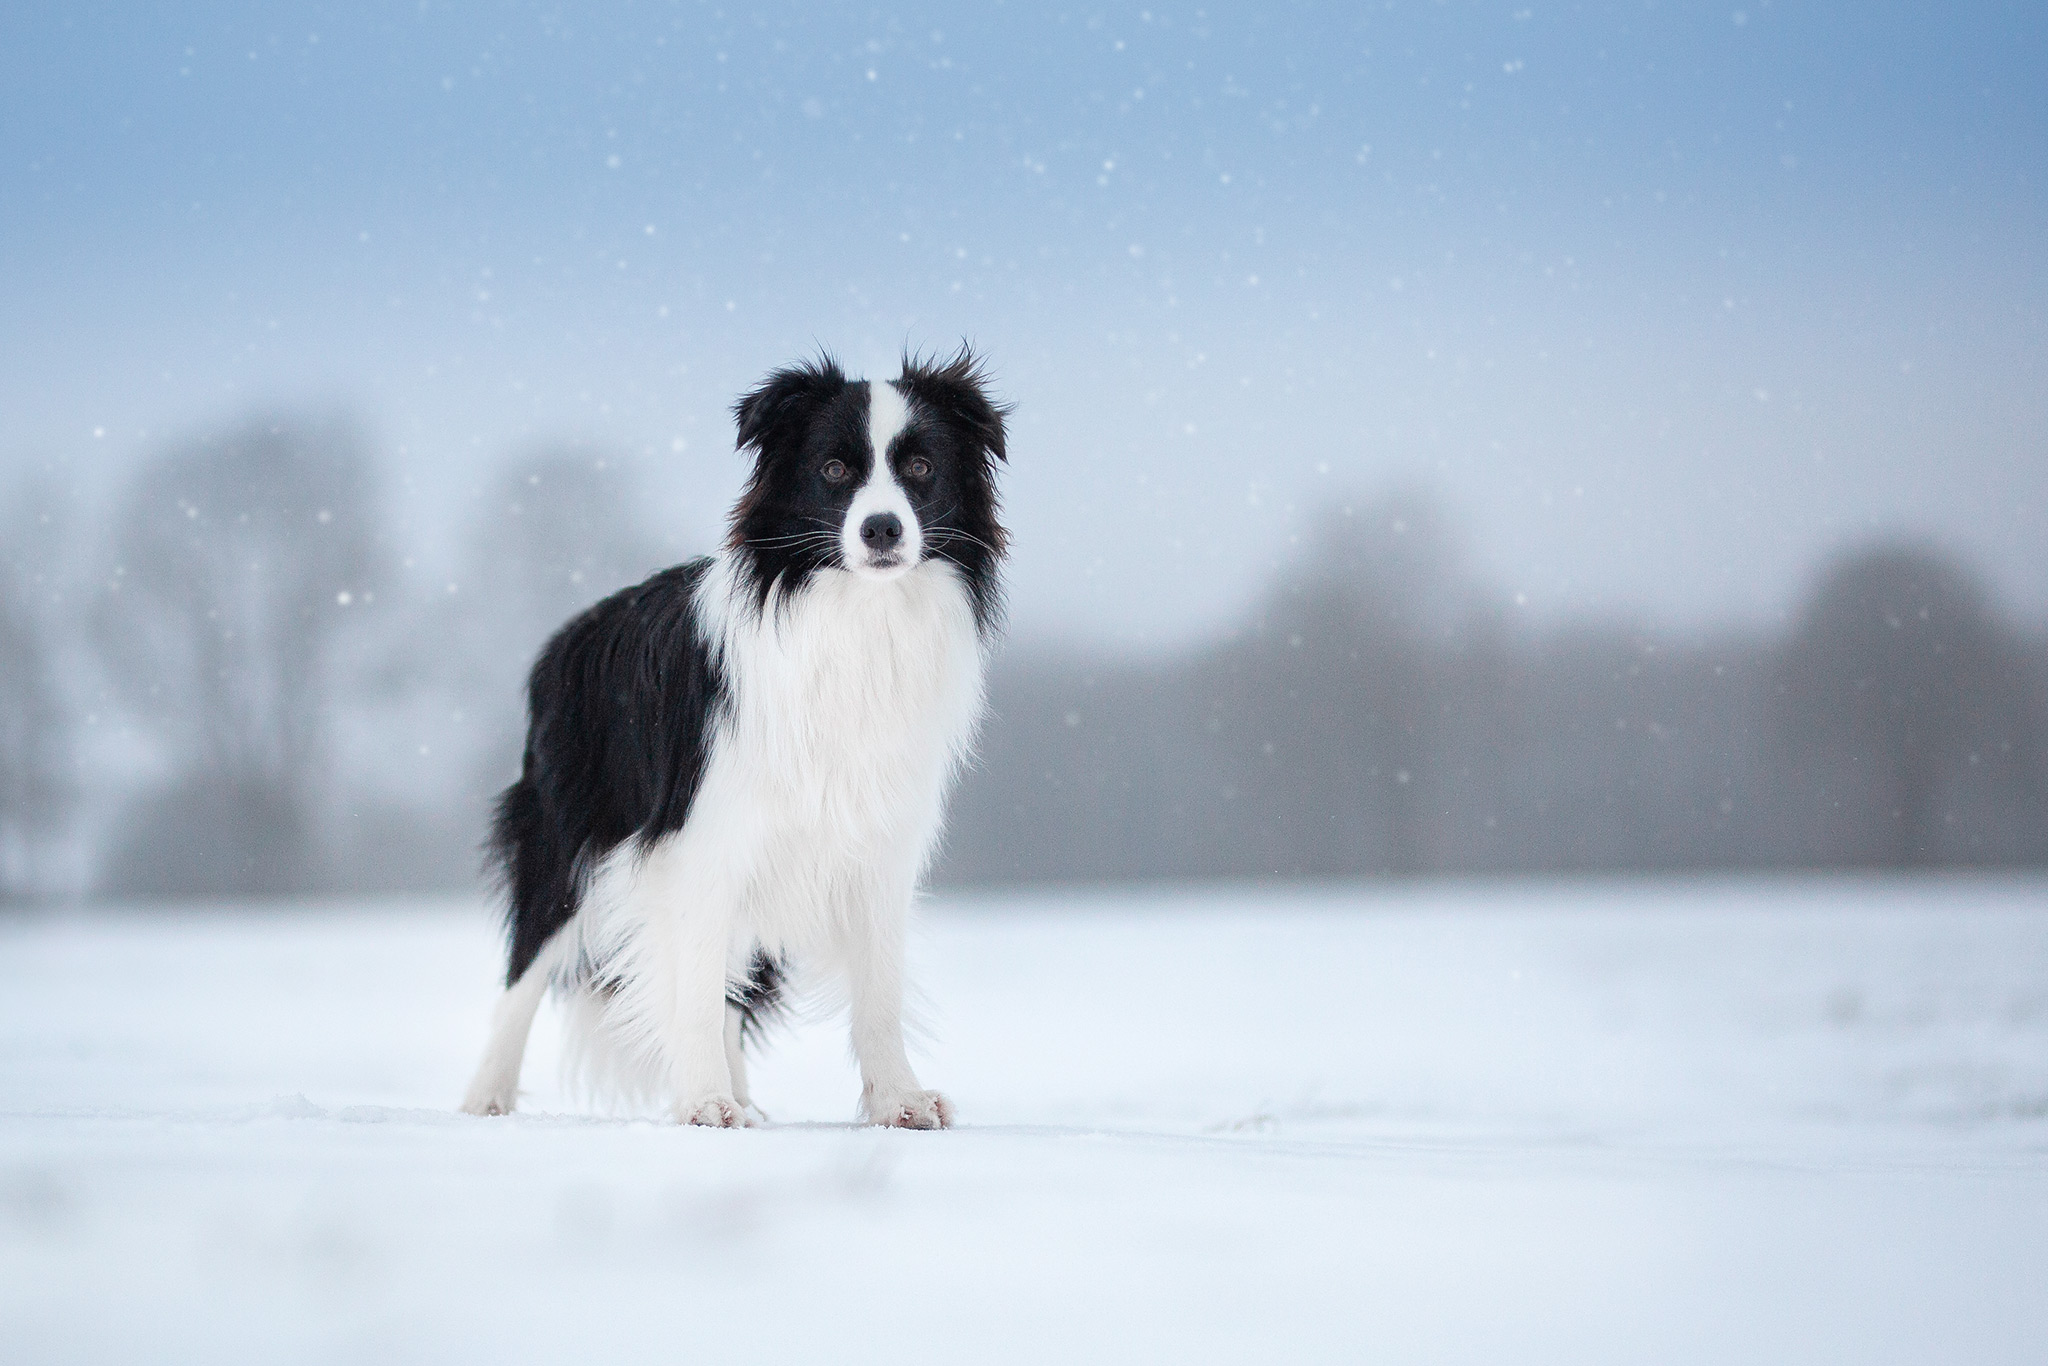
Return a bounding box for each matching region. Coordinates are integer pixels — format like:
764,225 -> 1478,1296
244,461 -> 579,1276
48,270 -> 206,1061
904,457 -> 933,481
821,459 -> 849,483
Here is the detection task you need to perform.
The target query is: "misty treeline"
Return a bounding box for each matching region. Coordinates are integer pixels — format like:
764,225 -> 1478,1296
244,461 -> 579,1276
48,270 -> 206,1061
1,415 -> 2043,902
951,497 -> 2047,881
950,501 -> 2039,888
0,415 -> 679,902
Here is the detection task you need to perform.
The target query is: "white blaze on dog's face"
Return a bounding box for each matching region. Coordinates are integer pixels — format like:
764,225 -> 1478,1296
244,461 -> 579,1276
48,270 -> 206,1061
842,380 -> 923,580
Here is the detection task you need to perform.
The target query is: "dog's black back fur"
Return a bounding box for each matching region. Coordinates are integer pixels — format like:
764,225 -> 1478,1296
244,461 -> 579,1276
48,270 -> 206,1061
492,560 -> 726,983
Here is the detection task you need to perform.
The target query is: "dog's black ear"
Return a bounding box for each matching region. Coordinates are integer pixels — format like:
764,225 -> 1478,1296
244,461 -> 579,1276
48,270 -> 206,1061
900,344 -> 1010,463
733,356 -> 849,454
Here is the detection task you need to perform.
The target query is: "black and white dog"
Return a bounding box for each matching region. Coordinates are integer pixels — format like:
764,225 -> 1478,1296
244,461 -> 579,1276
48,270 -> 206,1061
460,350 -> 1008,1128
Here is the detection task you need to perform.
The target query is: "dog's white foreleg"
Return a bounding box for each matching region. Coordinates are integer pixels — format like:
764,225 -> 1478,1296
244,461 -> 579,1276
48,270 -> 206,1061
610,835 -> 749,1127
459,957 -> 553,1116
842,894 -> 953,1129
662,892 -> 745,1128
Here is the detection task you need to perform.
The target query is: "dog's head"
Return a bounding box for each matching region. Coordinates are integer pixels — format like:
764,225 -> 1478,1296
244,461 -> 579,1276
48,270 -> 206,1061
729,348 -> 1009,623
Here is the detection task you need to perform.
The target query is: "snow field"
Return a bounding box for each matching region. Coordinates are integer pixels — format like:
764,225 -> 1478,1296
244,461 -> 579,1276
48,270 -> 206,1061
2,877 -> 2045,1364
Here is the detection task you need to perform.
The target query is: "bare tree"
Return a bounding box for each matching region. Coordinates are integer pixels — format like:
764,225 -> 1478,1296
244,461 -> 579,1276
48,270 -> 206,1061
1221,492 -> 1478,875
94,416 -> 384,896
1775,542 -> 2040,868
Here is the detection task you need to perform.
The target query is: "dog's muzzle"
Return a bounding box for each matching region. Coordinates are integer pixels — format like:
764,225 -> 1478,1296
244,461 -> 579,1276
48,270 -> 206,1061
858,512 -> 906,568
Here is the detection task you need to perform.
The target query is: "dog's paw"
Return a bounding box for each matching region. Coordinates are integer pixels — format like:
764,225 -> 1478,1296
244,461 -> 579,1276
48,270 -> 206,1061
459,1089 -> 515,1117
678,1095 -> 749,1128
866,1089 -> 954,1130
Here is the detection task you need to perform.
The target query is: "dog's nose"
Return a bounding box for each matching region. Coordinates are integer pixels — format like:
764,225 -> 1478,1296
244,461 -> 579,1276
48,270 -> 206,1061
859,512 -> 904,550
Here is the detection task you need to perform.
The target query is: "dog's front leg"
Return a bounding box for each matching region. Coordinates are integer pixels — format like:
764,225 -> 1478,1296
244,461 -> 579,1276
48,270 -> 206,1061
842,902 -> 953,1129
664,895 -> 746,1128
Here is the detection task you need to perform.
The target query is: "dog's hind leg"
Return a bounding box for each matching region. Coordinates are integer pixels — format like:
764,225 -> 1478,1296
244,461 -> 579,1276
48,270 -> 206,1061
459,956 -> 553,1116
724,949 -> 783,1123
723,1003 -> 759,1118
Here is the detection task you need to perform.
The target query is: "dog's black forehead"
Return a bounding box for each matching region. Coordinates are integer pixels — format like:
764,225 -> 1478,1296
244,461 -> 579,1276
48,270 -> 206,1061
796,384 -> 872,456
780,382 -> 950,466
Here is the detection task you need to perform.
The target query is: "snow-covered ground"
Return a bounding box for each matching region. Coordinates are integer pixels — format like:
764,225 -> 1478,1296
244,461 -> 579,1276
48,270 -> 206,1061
3,878 -> 2045,1364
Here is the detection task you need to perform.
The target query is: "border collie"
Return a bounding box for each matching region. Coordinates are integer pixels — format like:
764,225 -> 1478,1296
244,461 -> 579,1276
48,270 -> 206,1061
459,349 -> 1008,1127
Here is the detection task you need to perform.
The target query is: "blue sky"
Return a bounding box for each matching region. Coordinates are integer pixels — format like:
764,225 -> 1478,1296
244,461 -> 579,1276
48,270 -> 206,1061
5,1 -> 2043,646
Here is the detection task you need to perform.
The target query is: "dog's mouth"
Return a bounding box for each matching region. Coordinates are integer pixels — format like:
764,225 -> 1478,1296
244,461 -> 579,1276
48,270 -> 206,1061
854,551 -> 910,575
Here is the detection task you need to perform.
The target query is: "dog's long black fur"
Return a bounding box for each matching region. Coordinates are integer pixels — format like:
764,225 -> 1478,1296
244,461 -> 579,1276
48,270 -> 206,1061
492,560 -> 726,979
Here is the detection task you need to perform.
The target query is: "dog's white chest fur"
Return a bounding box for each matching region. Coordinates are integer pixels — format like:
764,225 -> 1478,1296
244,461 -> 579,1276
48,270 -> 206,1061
695,554 -> 986,943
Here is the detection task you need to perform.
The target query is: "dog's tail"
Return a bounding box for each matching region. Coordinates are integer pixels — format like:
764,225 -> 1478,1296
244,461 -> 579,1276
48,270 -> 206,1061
489,775 -> 581,989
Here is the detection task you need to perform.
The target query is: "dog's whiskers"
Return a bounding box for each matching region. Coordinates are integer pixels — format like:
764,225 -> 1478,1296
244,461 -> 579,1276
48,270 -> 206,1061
746,530 -> 842,549
925,527 -> 999,556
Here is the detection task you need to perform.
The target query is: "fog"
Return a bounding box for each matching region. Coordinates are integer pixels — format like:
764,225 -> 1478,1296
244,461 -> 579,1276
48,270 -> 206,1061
2,1 -> 2043,897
